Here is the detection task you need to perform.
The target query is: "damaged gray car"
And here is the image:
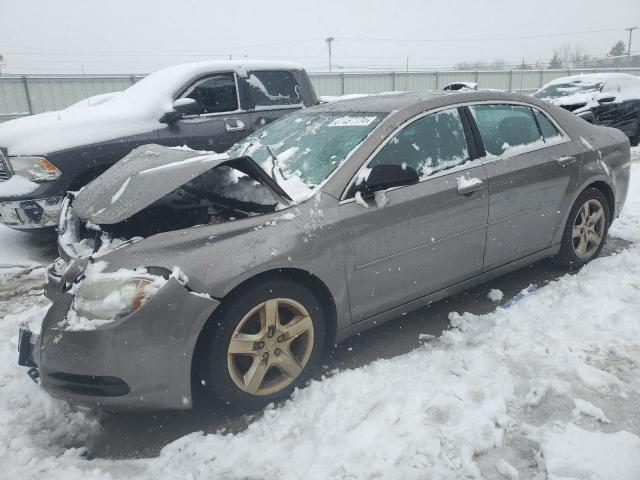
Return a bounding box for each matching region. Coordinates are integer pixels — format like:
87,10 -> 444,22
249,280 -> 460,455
18,91 -> 631,411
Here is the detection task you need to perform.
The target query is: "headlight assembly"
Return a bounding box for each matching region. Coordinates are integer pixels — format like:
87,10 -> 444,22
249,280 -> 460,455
72,274 -> 165,321
8,156 -> 62,181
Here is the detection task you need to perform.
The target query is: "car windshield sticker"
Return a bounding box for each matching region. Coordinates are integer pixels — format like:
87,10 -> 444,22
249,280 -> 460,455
328,116 -> 378,127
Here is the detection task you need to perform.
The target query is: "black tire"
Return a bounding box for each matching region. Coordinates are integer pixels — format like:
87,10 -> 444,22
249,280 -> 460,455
197,278 -> 326,410
553,188 -> 610,270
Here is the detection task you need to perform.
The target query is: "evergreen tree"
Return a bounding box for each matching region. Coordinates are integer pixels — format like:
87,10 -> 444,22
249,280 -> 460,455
608,40 -> 626,57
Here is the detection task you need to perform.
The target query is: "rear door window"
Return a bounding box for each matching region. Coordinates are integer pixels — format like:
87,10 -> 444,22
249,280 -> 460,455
368,108 -> 470,178
470,104 -> 543,156
183,73 -> 238,114
244,71 -> 302,108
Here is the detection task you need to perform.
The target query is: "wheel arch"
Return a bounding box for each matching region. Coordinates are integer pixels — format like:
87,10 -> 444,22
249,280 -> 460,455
190,267 -> 338,386
586,180 -> 615,216
553,176 -> 616,246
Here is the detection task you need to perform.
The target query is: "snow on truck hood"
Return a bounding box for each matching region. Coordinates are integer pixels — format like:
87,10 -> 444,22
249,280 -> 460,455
72,144 -> 291,225
0,60 -> 304,156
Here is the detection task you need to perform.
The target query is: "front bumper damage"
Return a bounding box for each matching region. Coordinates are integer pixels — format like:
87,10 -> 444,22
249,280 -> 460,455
0,196 -> 63,229
21,258 -> 220,411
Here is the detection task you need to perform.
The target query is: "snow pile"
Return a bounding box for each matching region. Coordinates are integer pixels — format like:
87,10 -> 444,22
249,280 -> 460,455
0,165 -> 639,478
456,175 -> 483,191
541,424 -> 640,480
0,225 -> 52,267
486,288 -> 504,302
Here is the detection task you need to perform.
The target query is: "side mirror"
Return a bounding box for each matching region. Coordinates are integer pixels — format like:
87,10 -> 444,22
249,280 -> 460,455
362,164 -> 419,194
160,98 -> 201,123
597,95 -> 616,104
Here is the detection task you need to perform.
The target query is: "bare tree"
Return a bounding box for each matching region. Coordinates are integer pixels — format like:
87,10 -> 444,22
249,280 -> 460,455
453,60 -> 488,71
514,58 -> 532,70
571,45 -> 590,67
0,54 -> 4,75
560,44 -> 572,68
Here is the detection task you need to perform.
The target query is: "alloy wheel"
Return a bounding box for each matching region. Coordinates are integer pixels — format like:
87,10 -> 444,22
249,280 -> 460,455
572,199 -> 605,260
227,298 -> 315,396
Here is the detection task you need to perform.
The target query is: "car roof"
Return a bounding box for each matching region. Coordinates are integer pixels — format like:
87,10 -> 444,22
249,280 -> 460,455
542,72 -> 640,86
309,90 -> 541,115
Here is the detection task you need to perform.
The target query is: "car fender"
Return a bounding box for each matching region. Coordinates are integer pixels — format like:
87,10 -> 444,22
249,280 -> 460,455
552,173 -> 615,245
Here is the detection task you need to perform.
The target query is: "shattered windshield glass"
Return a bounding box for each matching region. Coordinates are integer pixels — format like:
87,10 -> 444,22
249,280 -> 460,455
227,111 -> 386,201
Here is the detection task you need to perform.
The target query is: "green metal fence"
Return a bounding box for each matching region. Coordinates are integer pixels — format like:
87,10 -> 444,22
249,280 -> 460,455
2,68 -> 640,120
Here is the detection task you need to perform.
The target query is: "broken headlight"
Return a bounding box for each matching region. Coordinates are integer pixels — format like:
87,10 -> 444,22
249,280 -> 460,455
72,275 -> 165,321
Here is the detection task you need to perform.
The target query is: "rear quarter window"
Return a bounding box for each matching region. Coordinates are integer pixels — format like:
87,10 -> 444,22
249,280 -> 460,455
533,109 -> 562,141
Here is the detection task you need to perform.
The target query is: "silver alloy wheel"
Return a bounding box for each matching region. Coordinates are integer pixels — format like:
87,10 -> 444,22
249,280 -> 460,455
227,298 -> 315,396
572,198 -> 605,260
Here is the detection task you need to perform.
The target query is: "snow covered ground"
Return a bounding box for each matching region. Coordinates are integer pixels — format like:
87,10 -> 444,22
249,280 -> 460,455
0,147 -> 639,479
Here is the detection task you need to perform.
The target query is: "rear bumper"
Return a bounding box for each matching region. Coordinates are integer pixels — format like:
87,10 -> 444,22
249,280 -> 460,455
25,277 -> 220,411
0,196 -> 63,229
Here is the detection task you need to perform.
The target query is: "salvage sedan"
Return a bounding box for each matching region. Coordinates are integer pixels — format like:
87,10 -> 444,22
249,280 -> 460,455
18,91 -> 631,411
534,73 -> 640,145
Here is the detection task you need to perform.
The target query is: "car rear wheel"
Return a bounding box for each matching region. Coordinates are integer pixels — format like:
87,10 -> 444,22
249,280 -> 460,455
553,188 -> 610,269
198,278 -> 325,409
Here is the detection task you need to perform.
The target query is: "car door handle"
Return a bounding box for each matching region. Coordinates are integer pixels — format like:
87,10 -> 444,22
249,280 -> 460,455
457,179 -> 484,196
225,119 -> 245,133
556,156 -> 576,167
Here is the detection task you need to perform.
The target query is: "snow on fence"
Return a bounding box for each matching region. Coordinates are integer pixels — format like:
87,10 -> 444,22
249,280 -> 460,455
2,68 -> 640,121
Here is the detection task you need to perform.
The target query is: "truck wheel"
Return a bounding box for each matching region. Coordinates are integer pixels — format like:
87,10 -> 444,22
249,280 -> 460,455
198,278 -> 325,409
553,188 -> 610,270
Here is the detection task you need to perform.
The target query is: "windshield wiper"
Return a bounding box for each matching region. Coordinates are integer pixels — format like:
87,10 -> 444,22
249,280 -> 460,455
266,145 -> 290,183
265,146 -> 279,182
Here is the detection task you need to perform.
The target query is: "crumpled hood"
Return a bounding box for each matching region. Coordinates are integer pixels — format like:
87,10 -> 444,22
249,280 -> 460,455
73,144 -> 231,224
72,144 -> 291,225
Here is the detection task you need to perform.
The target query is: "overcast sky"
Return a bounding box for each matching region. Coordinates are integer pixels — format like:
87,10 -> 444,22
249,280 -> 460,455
1,0 -> 638,74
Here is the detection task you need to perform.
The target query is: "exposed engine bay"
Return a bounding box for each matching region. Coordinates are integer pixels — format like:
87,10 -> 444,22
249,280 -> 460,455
58,145 -> 287,260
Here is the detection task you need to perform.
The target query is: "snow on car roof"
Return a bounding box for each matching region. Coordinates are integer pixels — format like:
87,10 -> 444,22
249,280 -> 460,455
542,72 -> 640,87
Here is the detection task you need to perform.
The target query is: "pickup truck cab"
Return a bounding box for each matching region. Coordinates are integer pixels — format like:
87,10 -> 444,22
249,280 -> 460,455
0,60 -> 317,230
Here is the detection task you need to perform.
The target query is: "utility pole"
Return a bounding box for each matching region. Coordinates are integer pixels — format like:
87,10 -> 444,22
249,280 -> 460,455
405,57 -> 409,90
0,54 -> 4,75
326,37 -> 334,72
626,26 -> 638,68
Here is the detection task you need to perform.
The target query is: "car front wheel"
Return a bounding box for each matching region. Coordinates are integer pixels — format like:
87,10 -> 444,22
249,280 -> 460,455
553,188 -> 610,269
198,278 -> 325,409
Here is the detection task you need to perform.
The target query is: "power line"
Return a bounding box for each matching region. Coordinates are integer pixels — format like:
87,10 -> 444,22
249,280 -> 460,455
334,27 -> 630,43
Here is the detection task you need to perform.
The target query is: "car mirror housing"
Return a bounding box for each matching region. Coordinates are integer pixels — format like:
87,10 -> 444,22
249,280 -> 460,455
362,164 -> 419,194
160,98 -> 202,123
